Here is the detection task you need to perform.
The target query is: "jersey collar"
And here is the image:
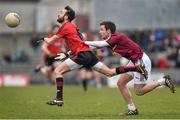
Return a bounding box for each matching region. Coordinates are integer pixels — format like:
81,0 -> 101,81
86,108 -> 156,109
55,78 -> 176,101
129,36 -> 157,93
105,35 -> 111,41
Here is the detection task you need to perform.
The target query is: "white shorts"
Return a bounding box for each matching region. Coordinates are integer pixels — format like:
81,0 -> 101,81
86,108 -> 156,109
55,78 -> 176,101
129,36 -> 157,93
127,53 -> 151,84
65,58 -> 103,71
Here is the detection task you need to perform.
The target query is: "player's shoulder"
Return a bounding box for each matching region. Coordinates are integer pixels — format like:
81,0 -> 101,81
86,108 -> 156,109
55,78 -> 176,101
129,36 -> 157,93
112,32 -> 125,36
110,32 -> 124,39
63,22 -> 77,31
65,22 -> 76,27
57,22 -> 73,33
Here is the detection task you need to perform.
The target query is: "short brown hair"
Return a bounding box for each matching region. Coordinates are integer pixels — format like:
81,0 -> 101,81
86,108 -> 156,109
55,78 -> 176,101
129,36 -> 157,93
100,21 -> 116,34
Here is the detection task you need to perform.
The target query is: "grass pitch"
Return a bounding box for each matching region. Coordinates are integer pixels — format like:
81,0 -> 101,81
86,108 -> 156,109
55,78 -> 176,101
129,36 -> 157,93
0,85 -> 179,119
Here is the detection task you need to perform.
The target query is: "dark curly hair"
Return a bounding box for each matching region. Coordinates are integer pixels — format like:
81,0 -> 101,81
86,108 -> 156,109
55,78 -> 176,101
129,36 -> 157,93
64,6 -> 75,21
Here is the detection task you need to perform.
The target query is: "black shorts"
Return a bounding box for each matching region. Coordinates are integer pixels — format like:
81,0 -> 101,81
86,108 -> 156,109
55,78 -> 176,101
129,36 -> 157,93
73,51 -> 99,68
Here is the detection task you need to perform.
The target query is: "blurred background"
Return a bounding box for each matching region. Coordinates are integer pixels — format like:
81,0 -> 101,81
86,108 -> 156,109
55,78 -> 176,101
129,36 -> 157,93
0,0 -> 180,88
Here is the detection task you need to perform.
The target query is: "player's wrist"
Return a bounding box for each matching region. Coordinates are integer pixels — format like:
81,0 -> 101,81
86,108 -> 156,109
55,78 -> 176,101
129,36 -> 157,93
67,51 -> 71,56
55,52 -> 69,61
44,38 -> 50,44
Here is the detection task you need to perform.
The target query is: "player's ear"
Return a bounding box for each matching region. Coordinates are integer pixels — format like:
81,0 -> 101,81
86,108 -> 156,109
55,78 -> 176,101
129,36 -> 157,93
107,29 -> 111,34
64,15 -> 68,20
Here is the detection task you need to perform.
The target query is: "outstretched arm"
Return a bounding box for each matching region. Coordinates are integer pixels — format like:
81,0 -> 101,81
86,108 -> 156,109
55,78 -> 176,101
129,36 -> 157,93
85,40 -> 110,48
89,45 -> 97,50
44,35 -> 59,44
41,41 -> 53,56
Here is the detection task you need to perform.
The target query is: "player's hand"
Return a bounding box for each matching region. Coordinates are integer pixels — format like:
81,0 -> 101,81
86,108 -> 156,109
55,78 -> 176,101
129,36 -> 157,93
55,53 -> 69,61
112,52 -> 119,56
44,37 -> 50,44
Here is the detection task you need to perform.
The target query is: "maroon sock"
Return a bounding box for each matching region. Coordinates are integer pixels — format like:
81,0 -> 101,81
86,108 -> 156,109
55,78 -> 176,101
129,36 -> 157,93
56,77 -> 64,101
116,66 -> 139,74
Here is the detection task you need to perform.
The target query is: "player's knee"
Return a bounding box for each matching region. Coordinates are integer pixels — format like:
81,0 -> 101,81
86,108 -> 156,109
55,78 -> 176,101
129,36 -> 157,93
135,88 -> 144,96
117,80 -> 122,87
117,79 -> 126,88
54,69 -> 63,77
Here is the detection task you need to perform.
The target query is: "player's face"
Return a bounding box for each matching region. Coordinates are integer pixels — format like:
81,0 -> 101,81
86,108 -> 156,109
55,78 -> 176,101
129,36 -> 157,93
99,25 -> 110,39
57,9 -> 67,23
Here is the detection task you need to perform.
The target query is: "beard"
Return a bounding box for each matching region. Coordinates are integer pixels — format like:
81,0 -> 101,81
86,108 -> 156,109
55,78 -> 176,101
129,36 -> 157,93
57,17 -> 64,23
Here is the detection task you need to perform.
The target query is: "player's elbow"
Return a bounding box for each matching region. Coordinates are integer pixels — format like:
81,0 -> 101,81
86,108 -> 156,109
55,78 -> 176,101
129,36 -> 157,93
41,44 -> 45,50
41,42 -> 47,50
54,69 -> 64,78
53,35 -> 60,40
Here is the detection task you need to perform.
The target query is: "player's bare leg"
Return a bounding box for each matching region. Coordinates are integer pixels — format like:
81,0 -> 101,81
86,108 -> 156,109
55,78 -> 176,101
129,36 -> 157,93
46,61 -> 71,107
40,68 -> 51,78
134,75 -> 175,96
94,71 -> 103,89
35,65 -> 54,84
117,74 -> 133,104
117,73 -> 139,116
41,67 -> 54,83
96,64 -> 116,77
134,83 -> 158,96
118,74 -> 175,116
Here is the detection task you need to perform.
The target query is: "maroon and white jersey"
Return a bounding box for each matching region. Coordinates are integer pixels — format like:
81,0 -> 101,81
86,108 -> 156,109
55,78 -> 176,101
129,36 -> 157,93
106,32 -> 143,63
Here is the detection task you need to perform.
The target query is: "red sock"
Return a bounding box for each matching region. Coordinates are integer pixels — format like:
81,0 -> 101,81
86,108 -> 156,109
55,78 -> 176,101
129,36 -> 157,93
56,77 -> 64,101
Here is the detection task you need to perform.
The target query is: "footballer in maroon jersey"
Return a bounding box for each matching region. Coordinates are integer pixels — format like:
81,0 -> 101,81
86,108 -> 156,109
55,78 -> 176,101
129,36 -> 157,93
85,21 -> 175,115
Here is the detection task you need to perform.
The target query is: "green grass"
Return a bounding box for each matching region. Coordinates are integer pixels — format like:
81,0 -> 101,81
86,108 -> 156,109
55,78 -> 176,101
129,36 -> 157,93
0,85 -> 179,119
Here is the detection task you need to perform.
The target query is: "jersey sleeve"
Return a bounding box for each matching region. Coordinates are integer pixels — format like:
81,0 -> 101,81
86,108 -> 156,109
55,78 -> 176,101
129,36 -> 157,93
56,26 -> 69,38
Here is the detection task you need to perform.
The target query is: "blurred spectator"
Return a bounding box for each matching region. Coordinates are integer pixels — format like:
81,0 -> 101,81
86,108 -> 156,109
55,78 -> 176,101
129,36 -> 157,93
172,29 -> 180,44
168,46 -> 180,68
129,30 -> 141,43
157,56 -> 169,69
2,53 -> 12,64
14,48 -> 29,63
139,30 -> 149,52
155,30 -> 165,45
148,30 -> 157,52
175,46 -> 180,68
168,47 -> 177,61
159,38 -> 171,52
